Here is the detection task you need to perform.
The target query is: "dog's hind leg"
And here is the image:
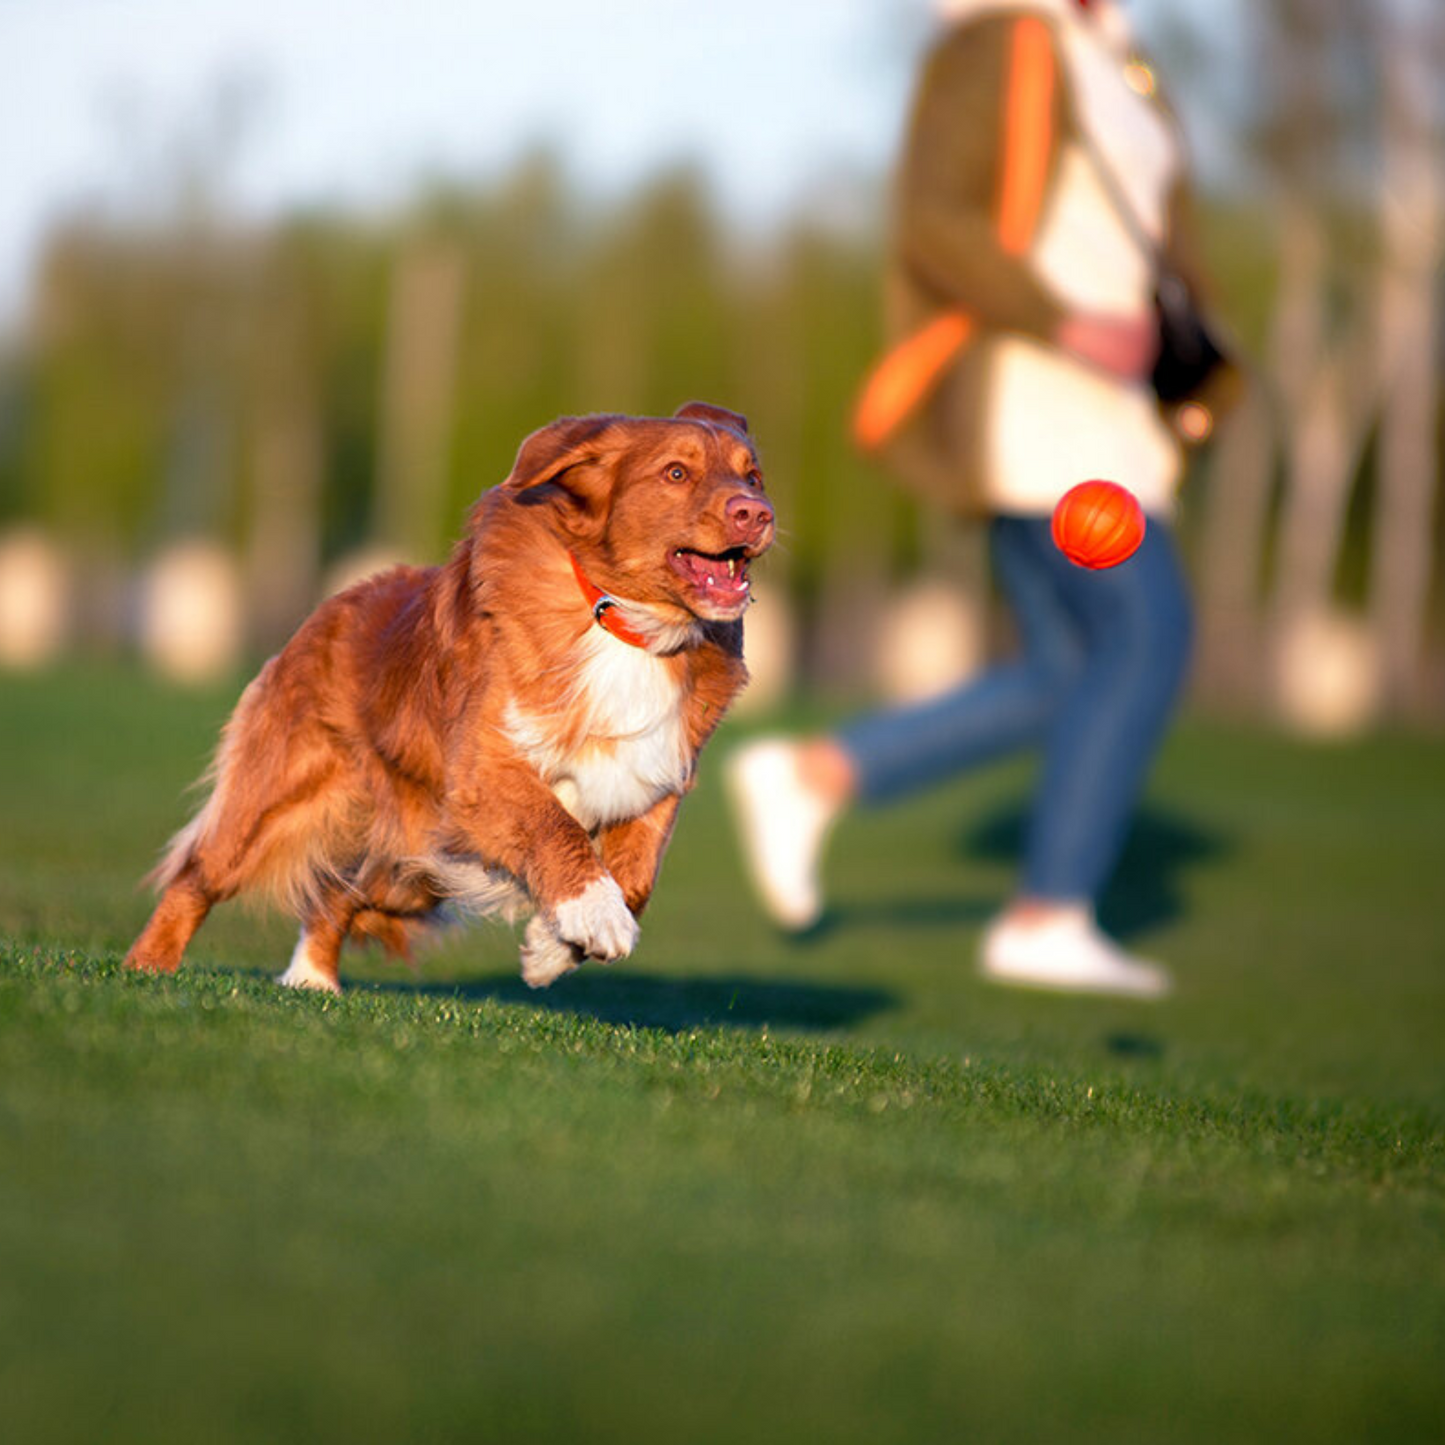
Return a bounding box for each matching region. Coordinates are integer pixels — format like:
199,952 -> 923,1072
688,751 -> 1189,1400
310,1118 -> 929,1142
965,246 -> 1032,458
343,870 -> 441,965
348,908 -> 414,961
276,883 -> 358,996
124,864 -> 213,974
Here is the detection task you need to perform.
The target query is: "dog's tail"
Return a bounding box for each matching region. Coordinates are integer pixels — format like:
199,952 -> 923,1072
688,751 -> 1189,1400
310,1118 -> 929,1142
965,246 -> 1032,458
141,712 -> 235,897
143,802 -> 216,893
140,688 -> 254,897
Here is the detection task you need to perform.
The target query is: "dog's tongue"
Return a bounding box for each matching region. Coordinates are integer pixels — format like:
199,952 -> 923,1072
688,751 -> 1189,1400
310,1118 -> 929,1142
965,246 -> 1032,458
675,549 -> 749,603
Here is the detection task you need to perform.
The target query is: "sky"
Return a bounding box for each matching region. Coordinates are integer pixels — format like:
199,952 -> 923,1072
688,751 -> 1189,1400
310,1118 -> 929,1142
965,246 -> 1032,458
0,0 -> 1237,331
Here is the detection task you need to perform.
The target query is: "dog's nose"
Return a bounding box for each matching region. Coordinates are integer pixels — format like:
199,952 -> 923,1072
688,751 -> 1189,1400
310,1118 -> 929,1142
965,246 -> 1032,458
725,493 -> 774,546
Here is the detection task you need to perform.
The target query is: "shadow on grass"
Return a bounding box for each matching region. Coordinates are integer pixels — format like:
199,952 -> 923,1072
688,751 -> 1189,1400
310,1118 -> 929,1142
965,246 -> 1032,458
1104,1032 -> 1166,1060
781,800 -> 1227,942
399,968 -> 897,1035
961,799 -> 1233,937
786,895 -> 996,942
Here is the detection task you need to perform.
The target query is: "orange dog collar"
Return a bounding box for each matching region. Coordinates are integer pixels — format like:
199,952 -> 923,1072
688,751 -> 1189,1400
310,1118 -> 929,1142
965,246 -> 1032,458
569,553 -> 652,650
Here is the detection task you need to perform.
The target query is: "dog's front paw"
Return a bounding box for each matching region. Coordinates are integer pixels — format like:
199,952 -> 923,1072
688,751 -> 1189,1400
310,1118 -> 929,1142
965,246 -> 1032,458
552,875 -> 639,963
519,913 -> 584,990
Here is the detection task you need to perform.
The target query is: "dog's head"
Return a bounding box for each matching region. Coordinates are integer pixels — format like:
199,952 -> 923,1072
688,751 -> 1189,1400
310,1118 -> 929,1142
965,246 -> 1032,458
501,402 -> 775,625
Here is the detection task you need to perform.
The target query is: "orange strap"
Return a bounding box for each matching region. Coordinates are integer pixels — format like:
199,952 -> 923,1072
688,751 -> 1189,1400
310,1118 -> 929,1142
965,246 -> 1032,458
853,16 -> 1056,452
996,16 -> 1056,256
853,312 -> 973,451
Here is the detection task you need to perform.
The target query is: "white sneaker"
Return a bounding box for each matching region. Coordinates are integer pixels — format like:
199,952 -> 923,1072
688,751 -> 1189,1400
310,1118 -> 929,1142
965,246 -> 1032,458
725,738 -> 839,932
979,906 -> 1172,999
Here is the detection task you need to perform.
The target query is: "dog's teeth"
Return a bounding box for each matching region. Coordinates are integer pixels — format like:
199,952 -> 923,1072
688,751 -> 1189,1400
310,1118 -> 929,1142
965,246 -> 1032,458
727,558 -> 736,578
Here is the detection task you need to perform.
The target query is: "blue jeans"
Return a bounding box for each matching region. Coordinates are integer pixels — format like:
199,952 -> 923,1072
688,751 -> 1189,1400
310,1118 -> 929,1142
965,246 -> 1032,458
837,516 -> 1193,904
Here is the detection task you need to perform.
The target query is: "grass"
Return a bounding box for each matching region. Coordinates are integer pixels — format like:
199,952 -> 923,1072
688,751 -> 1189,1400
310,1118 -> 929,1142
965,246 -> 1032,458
1,665 -> 1442,1444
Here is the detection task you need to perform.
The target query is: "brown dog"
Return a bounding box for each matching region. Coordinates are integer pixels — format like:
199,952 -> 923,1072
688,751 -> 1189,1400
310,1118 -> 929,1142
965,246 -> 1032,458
125,402 -> 774,992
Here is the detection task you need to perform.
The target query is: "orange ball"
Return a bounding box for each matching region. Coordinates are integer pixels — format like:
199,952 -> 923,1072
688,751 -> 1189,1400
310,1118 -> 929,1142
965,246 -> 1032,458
1051,480 -> 1146,569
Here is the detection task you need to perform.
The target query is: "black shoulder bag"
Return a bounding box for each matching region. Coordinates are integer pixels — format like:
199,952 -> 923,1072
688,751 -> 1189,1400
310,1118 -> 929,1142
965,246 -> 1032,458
1081,124 -> 1230,407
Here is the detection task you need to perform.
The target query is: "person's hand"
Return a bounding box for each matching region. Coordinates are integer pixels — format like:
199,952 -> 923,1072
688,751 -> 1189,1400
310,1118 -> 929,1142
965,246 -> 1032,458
1055,312 -> 1158,382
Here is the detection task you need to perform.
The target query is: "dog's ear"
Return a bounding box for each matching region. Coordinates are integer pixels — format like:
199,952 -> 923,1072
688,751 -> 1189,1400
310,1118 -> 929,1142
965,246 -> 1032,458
502,414 -> 624,508
674,401 -> 750,437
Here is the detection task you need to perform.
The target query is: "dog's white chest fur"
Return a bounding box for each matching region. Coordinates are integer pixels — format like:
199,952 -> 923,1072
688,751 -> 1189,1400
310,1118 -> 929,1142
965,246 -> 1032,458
506,631 -> 691,830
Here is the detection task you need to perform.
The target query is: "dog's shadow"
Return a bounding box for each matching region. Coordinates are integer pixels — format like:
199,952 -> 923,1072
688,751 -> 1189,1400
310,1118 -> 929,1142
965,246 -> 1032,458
399,968 -> 896,1036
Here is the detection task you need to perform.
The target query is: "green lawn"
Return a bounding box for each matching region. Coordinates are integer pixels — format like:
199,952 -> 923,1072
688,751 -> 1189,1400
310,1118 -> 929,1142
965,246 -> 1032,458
1,667 -> 1442,1445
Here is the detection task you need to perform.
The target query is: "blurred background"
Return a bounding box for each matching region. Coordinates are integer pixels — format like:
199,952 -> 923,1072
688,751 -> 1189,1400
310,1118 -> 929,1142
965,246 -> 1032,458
0,0 -> 1440,735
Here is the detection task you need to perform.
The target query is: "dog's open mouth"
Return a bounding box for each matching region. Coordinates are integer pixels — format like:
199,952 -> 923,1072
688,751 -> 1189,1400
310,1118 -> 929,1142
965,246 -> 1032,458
668,545 -> 752,611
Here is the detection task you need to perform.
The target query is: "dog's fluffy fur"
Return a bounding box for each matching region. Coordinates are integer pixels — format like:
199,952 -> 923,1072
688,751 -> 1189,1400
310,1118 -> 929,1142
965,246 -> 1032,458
125,402 -> 774,993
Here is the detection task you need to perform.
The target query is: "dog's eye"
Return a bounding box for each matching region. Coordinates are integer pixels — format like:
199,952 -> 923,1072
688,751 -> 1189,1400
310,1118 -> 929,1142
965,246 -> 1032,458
746,470 -> 763,489
665,464 -> 689,484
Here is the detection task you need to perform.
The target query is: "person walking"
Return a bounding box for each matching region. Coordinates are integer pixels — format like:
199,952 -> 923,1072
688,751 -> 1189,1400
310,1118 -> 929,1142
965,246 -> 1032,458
728,0 -> 1230,998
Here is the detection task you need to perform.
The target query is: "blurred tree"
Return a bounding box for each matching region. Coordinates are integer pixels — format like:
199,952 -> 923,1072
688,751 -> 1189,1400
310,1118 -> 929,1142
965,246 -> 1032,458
1246,0 -> 1444,727
1258,1 -> 1381,645
1368,0 -> 1444,713
374,239 -> 467,563
0,354 -> 30,524
243,246 -> 326,649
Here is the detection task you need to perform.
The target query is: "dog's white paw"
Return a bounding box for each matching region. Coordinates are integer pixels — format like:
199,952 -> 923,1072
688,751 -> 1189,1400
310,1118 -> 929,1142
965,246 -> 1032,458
552,875 -> 639,963
519,914 -> 584,990
276,932 -> 343,995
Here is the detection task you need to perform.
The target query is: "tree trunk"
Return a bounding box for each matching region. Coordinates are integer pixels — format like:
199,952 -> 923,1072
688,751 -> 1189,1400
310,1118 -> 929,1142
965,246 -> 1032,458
1193,379 -> 1275,708
374,242 -> 466,560
246,392 -> 323,648
1368,3 -> 1443,717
